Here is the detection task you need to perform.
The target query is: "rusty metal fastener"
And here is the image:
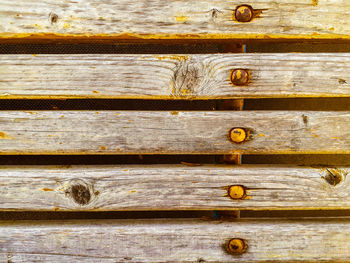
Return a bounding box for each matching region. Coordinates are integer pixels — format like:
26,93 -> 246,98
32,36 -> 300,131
227,238 -> 248,255
231,69 -> 250,86
234,5 -> 253,22
228,185 -> 246,199
229,128 -> 247,143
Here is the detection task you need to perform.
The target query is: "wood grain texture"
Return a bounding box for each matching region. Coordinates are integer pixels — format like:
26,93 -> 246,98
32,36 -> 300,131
1,0 -> 350,40
2,54 -> 350,99
0,111 -> 348,154
1,218 -> 350,262
0,165 -> 349,211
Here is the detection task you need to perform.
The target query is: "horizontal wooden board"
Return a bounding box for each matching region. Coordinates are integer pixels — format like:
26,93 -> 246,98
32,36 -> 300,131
2,54 -> 350,99
0,165 -> 349,211
0,0 -> 350,41
1,218 -> 350,262
0,111 -> 348,154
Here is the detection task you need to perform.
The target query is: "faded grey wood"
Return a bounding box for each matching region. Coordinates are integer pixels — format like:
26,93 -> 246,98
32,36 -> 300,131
1,54 -> 350,99
0,111 -> 348,154
0,0 -> 349,40
1,218 -> 350,262
0,165 -> 349,211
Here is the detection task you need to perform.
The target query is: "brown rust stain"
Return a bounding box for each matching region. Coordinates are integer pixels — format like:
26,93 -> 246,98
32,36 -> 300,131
181,161 -> 202,167
0,132 -> 13,140
311,0 -> 318,6
339,79 -> 347,84
99,146 -> 107,150
302,114 -> 308,126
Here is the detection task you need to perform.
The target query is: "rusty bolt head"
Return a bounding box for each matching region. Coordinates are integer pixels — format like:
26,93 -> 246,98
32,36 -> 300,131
227,238 -> 248,255
228,185 -> 246,199
229,128 -> 247,143
234,5 -> 253,22
231,69 -> 250,86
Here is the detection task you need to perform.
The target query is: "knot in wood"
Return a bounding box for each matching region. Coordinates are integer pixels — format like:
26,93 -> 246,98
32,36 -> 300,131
70,184 -> 91,205
172,59 -> 205,97
234,5 -> 253,22
227,238 -> 247,255
49,12 -> 58,24
322,168 -> 347,186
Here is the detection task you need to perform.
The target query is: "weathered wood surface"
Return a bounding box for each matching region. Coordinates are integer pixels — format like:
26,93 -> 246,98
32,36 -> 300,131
1,0 -> 350,41
2,54 -> 350,99
0,165 -> 349,211
2,218 -> 350,262
0,111 -> 348,154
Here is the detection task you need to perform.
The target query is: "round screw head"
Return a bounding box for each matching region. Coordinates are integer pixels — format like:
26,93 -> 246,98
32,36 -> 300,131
227,238 -> 247,255
228,185 -> 246,199
231,69 -> 250,86
229,128 -> 247,143
235,5 -> 253,22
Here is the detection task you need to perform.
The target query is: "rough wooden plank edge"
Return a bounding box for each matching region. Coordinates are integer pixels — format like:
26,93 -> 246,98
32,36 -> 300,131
0,165 -> 348,211
1,218 -> 350,262
2,54 -> 350,99
0,111 -> 347,154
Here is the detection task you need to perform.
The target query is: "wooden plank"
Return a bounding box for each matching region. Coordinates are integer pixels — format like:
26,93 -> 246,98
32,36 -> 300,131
0,111 -> 347,154
1,0 -> 350,41
1,218 -> 350,262
2,53 -> 350,99
0,165 -> 349,211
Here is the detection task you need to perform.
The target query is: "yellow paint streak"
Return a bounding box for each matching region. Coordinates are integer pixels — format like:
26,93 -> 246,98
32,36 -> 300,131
1,32 -> 350,42
128,190 -> 137,193
154,55 -> 189,61
0,132 -> 13,140
311,0 -> 318,6
63,23 -> 71,29
175,16 -> 189,22
41,188 -> 54,191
